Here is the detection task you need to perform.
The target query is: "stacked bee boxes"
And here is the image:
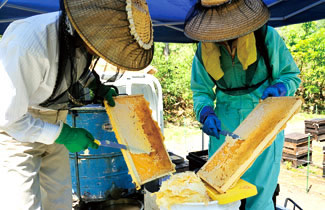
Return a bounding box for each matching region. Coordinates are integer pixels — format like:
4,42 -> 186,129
282,133 -> 312,168
323,146 -> 325,178
305,118 -> 325,142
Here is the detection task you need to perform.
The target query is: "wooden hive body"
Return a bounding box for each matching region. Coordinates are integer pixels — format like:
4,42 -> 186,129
198,97 -> 303,193
105,95 -> 175,189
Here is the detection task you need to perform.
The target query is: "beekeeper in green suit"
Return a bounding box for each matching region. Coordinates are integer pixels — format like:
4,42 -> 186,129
185,0 -> 300,209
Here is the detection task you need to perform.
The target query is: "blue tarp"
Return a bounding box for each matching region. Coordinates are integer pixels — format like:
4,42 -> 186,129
1,0 -> 324,42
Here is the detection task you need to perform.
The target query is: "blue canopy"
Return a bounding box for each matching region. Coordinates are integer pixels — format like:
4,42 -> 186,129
1,0 -> 324,42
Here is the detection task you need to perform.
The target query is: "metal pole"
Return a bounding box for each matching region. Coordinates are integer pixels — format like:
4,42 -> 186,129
72,111 -> 82,201
202,131 -> 204,151
306,133 -> 311,193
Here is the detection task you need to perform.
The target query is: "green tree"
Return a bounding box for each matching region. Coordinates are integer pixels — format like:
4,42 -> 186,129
151,42 -> 197,125
278,21 -> 325,114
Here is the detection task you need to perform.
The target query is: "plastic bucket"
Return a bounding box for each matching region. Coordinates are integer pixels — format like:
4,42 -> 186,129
67,104 -> 135,202
160,200 -> 241,210
144,179 -> 240,210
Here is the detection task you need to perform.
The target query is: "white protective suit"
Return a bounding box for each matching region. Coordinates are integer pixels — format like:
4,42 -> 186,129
0,12 -> 72,210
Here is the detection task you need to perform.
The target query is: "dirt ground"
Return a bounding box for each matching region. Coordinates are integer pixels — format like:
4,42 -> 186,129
277,118 -> 325,210
276,161 -> 325,210
164,113 -> 325,210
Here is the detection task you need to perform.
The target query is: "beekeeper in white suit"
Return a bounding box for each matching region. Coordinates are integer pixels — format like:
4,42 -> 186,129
0,0 -> 154,209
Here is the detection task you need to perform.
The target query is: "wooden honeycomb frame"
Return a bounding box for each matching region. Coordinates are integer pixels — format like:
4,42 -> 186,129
104,95 -> 175,189
198,97 -> 303,193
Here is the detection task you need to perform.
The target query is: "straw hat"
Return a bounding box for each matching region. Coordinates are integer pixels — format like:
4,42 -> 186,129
184,0 -> 270,42
64,0 -> 154,71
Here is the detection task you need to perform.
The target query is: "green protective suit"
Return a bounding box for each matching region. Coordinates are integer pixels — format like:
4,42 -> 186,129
191,26 -> 301,210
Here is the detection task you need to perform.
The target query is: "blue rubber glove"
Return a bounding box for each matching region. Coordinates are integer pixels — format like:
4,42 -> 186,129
200,106 -> 222,139
261,83 -> 287,100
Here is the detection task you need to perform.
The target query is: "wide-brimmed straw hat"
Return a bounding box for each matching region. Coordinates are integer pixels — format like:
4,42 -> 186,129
64,0 -> 154,71
184,0 -> 270,42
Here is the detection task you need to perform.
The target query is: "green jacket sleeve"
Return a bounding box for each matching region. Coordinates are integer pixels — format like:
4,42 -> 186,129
266,26 -> 301,96
191,43 -> 216,121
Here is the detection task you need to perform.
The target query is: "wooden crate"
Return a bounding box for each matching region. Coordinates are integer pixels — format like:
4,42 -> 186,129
283,141 -> 311,156
282,152 -> 312,168
198,97 -> 302,193
305,118 -> 325,135
313,133 -> 325,142
323,146 -> 325,163
283,133 -> 311,156
323,145 -> 325,177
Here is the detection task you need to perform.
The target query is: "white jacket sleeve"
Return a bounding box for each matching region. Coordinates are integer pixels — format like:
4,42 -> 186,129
0,20 -> 60,144
4,113 -> 62,145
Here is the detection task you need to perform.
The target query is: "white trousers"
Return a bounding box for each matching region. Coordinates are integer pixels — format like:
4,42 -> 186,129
0,109 -> 72,210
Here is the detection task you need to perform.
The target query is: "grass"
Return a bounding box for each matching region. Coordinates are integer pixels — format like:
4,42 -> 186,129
283,161 -> 323,177
164,123 -> 201,144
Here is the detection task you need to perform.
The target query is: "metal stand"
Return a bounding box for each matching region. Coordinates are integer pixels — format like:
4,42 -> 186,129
202,130 -> 205,150
284,198 -> 303,210
72,111 -> 82,203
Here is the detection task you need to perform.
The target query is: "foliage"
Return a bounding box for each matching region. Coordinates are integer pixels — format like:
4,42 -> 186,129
285,161 -> 293,170
278,21 -> 325,114
151,42 -> 198,125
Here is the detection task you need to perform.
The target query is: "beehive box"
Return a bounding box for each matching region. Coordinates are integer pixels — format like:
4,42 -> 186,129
283,133 -> 311,156
282,132 -> 312,168
305,118 -> 325,142
323,146 -> 325,163
323,146 -> 325,178
104,95 -> 175,189
305,118 -> 325,135
282,152 -> 312,168
198,97 -> 303,193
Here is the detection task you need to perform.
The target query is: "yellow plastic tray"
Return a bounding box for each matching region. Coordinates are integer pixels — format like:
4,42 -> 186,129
205,179 -> 257,204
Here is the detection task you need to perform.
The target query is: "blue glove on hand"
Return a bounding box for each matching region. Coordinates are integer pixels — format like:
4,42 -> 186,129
261,83 -> 287,100
200,106 -> 222,139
